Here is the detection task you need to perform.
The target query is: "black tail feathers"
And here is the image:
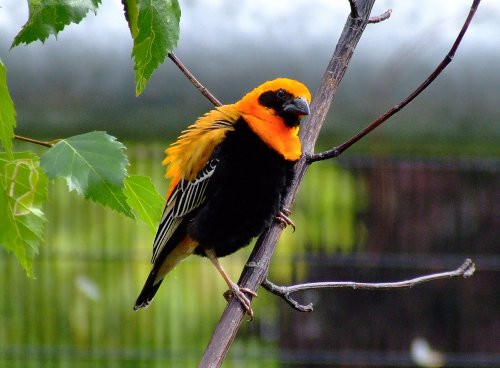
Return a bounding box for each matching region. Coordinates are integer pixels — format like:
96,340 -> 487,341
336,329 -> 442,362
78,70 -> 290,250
133,269 -> 164,311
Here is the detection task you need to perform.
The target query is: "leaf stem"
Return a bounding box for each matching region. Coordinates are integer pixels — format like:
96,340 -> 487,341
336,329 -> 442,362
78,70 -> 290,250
14,134 -> 56,148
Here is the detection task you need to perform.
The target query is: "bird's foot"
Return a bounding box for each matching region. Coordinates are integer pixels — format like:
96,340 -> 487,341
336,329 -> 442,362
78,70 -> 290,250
275,208 -> 296,232
223,282 -> 257,320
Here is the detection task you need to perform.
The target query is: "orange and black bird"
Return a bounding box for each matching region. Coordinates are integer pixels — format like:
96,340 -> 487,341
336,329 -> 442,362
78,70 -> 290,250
134,78 -> 311,317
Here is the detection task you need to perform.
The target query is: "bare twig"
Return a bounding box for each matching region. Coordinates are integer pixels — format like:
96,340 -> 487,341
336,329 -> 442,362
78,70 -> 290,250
262,278 -> 313,312
168,52 -> 222,107
263,259 -> 475,312
368,9 -> 392,24
14,134 -> 56,148
308,0 -> 481,163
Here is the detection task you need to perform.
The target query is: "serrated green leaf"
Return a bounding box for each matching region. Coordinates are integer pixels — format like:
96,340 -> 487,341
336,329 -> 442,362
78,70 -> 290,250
0,60 -> 16,158
40,131 -> 134,218
124,175 -> 163,233
132,0 -> 181,95
12,0 -> 102,47
0,152 -> 48,277
122,0 -> 139,38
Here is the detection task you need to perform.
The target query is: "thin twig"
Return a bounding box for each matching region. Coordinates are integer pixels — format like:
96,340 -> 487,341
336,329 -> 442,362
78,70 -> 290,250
14,134 -> 55,148
368,9 -> 392,24
262,278 -> 313,312
168,52 -> 222,107
263,259 -> 475,312
308,0 -> 481,163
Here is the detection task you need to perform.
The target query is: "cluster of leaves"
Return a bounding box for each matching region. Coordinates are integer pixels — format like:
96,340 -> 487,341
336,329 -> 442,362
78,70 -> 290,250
0,0 -> 181,276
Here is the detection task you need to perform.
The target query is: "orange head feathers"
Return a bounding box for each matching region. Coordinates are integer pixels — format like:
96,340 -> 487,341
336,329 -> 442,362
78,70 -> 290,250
236,78 -> 311,121
235,78 -> 311,161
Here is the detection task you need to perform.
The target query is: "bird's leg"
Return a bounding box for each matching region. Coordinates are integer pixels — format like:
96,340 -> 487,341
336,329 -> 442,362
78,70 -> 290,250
205,248 -> 257,320
275,208 -> 296,232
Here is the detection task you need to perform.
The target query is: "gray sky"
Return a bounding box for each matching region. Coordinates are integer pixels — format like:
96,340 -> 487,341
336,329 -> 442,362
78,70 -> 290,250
2,1 -> 498,51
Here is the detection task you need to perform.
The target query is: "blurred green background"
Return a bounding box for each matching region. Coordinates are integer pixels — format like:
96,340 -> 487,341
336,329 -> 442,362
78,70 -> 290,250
1,0 -> 499,367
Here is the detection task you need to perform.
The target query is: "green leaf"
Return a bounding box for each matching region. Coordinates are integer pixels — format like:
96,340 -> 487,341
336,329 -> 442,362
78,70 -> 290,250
0,152 -> 48,277
131,0 -> 181,95
124,175 -> 163,233
122,0 -> 139,38
12,0 -> 102,47
40,131 -> 134,218
0,60 -> 16,158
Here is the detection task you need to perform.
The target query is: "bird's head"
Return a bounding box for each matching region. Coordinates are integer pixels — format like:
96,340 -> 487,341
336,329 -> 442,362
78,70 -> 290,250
234,78 -> 311,161
236,78 -> 311,128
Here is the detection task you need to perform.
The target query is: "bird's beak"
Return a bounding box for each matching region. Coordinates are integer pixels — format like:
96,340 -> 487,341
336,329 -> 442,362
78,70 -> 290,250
282,97 -> 310,116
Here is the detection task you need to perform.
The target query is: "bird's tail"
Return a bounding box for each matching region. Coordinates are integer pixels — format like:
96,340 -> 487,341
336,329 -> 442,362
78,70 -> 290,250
134,269 -> 164,310
134,235 -> 199,310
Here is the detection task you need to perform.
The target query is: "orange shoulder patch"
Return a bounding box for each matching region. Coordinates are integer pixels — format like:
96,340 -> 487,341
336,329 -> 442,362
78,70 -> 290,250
163,105 -> 239,200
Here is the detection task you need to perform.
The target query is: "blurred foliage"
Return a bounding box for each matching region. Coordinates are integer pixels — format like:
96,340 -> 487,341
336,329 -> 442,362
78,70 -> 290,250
0,152 -> 47,277
124,175 -> 164,234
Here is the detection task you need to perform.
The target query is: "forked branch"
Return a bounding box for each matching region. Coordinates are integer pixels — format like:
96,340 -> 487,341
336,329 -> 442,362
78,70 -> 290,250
263,259 -> 476,312
308,0 -> 481,163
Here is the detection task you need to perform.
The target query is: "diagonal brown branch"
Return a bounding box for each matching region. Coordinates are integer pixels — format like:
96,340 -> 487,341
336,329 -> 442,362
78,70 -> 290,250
198,1 -> 377,366
263,259 -> 475,312
308,0 -> 481,163
168,52 -> 222,107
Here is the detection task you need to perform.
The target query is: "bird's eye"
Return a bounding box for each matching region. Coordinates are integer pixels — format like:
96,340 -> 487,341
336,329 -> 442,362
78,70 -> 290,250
276,89 -> 286,99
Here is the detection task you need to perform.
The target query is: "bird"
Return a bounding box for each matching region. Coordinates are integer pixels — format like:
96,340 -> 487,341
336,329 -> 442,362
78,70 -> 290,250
134,78 -> 311,318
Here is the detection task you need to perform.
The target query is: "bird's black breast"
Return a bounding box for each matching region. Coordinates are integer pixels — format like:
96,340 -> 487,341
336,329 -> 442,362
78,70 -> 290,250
189,118 -> 296,257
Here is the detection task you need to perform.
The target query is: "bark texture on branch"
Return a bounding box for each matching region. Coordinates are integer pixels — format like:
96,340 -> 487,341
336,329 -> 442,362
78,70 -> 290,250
198,2 -> 376,366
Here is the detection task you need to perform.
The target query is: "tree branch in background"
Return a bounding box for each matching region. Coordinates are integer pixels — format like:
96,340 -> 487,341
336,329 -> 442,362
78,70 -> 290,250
308,0 -> 481,163
263,259 -> 476,312
14,134 -> 56,148
168,52 -> 222,107
368,9 -> 392,24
